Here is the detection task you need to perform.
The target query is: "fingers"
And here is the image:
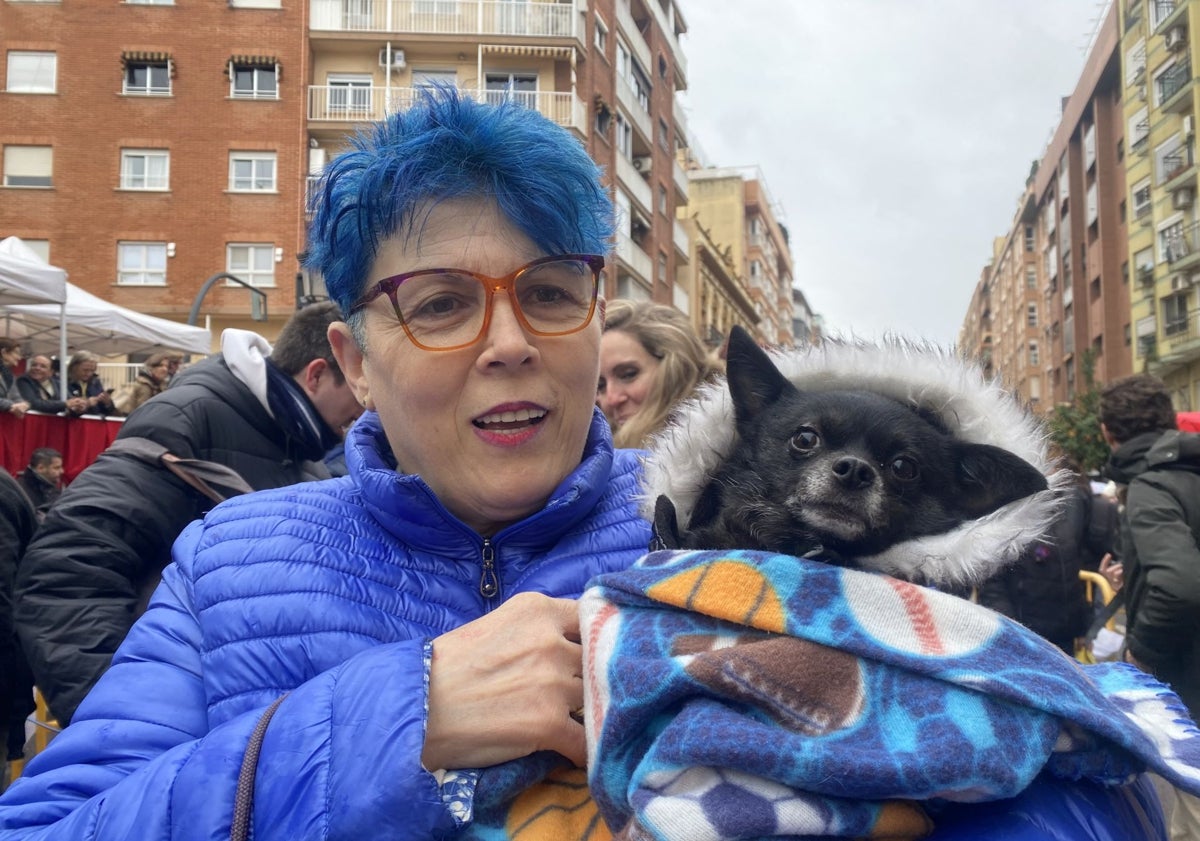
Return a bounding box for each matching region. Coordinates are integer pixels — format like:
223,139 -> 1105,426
423,593 -> 586,771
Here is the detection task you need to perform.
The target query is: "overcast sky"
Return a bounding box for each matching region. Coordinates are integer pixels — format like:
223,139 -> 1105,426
679,0 -> 1110,347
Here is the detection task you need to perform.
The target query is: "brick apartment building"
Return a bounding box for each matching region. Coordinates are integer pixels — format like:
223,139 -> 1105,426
0,0 -> 699,348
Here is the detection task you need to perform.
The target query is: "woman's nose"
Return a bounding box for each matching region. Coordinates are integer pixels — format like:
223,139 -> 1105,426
481,293 -> 535,363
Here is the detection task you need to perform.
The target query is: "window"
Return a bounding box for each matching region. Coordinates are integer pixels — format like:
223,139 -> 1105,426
1164,292 -> 1190,335
227,243 -> 275,288
124,60 -> 171,95
594,100 -> 612,137
657,251 -> 668,287
6,51 -> 56,93
1024,225 -> 1034,251
120,149 -> 169,190
1155,134 -> 1187,183
16,239 -> 50,262
1028,342 -> 1039,366
126,0 -> 174,4
1027,302 -> 1038,327
615,112 -> 632,159
1133,177 -> 1152,216
594,14 -> 608,53
658,118 -> 670,152
3,145 -> 52,187
484,72 -> 537,109
229,0 -> 281,6
117,242 -> 167,285
658,184 -> 667,215
231,63 -> 277,99
327,73 -> 372,116
229,152 -> 276,192
1026,266 -> 1037,290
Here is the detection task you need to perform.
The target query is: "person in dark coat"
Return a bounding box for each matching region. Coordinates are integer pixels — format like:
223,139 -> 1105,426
0,469 -> 37,765
15,355 -> 86,416
15,302 -> 362,726
64,351 -> 116,416
0,339 -> 30,418
978,465 -> 1116,654
1101,373 -> 1200,841
16,448 -> 63,522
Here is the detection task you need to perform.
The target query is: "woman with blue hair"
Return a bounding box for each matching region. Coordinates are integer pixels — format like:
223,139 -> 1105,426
0,90 -> 1174,841
0,90 -> 650,837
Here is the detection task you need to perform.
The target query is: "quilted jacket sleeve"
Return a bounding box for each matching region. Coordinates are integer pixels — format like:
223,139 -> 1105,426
0,526 -> 457,841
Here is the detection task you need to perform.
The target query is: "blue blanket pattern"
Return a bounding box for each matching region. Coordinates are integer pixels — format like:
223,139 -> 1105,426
464,549 -> 1200,839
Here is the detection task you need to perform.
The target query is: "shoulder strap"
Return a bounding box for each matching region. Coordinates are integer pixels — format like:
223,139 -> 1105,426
230,694 -> 288,841
1084,589 -> 1126,643
106,437 -> 255,504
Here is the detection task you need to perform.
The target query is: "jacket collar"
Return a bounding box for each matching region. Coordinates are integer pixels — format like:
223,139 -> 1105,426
344,408 -> 617,553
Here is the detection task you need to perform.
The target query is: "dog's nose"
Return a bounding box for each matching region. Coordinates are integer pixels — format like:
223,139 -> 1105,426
832,456 -> 875,490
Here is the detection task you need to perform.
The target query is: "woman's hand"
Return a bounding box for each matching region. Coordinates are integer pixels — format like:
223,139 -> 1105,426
65,396 -> 88,415
9,400 -> 30,417
422,592 -> 586,771
1099,553 -> 1124,592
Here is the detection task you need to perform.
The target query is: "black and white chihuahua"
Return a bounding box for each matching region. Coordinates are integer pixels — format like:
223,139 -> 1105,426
653,326 -> 1048,567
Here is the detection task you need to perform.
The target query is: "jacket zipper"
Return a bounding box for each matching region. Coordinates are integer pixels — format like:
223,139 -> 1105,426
479,538 -> 500,600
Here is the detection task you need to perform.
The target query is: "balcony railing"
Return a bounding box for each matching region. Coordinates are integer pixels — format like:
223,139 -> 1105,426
1158,59 -> 1192,103
1164,220 -> 1200,263
307,85 -> 585,134
310,0 -> 578,38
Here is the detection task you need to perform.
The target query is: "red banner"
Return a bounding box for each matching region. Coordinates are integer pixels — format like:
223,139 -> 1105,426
0,411 -> 123,483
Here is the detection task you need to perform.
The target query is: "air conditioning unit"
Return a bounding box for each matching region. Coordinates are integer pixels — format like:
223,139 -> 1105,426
1166,25 -> 1187,51
632,156 -> 652,173
378,48 -> 406,69
1174,185 -> 1195,209
1170,274 -> 1192,291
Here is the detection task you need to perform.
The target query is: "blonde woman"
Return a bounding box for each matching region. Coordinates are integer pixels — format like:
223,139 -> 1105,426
597,300 -> 723,448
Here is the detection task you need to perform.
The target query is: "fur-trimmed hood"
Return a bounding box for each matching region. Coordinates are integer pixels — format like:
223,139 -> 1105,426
640,338 -> 1071,587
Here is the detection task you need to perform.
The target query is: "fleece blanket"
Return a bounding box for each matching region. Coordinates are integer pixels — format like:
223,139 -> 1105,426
464,549 -> 1200,840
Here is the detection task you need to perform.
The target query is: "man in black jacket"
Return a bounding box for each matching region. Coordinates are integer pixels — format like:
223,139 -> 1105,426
15,302 -> 362,726
1,469 -> 36,769
1100,373 -> 1200,841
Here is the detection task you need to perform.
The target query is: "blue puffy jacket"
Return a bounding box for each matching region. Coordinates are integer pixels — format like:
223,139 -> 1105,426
0,410 -> 651,839
0,409 -> 1170,840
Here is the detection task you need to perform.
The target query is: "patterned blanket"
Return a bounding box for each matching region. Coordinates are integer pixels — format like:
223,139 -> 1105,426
465,549 -> 1200,840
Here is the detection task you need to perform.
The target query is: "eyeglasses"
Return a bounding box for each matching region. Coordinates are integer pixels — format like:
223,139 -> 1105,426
349,254 -> 604,352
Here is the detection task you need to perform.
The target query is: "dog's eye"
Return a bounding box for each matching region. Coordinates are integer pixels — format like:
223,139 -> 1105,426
890,456 -> 919,482
790,428 -> 820,452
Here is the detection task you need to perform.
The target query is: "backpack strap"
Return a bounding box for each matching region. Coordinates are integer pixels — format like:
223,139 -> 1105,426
105,437 -> 255,504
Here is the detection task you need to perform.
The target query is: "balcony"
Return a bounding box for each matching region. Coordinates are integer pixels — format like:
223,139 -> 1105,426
307,84 -> 586,135
614,153 -> 653,214
673,218 -> 689,259
310,0 -> 580,40
615,231 -> 652,284
1164,220 -> 1200,270
1132,120 -> 1152,154
1158,59 -> 1194,113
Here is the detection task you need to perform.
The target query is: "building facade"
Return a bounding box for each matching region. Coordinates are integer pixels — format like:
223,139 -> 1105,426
1,0 -> 693,345
683,166 -> 794,348
1121,0 -> 1200,408
961,2 -> 1131,407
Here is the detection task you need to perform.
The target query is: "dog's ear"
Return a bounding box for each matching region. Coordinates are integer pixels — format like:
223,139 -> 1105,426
949,442 -> 1048,521
726,325 -> 796,428
651,495 -> 685,551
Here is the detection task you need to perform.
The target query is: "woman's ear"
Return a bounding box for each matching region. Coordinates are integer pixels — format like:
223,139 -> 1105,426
328,322 -> 374,410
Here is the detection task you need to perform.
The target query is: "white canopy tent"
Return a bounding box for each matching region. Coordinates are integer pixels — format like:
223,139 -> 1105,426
3,281 -> 211,357
0,236 -> 70,393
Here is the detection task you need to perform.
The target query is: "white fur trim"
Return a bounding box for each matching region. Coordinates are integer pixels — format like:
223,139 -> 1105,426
221,328 -> 273,417
640,338 -> 1071,587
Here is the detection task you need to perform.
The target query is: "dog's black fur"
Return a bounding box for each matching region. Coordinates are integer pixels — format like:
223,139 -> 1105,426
653,326 -> 1048,566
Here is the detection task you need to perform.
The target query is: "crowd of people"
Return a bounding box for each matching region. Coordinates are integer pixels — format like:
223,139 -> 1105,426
0,90 -> 1197,840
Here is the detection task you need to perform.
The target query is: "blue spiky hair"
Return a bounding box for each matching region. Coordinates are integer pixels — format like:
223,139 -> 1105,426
305,87 -> 614,318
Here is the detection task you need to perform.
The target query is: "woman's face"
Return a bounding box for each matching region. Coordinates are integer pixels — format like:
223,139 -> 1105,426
74,360 -> 97,380
1,346 -> 22,369
148,359 -> 170,383
329,199 -> 604,536
27,356 -> 52,382
597,329 -> 660,428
